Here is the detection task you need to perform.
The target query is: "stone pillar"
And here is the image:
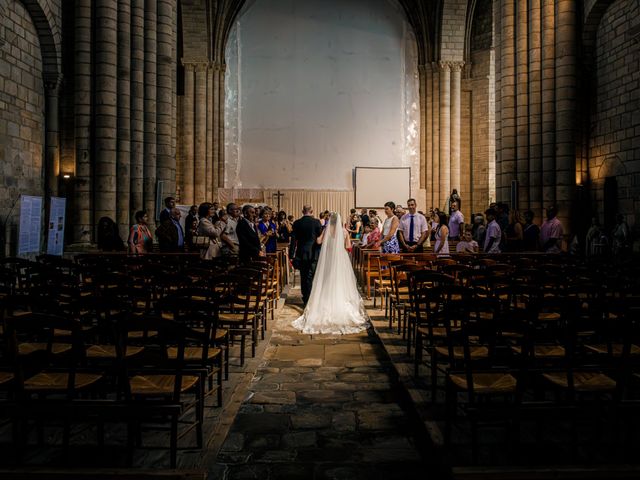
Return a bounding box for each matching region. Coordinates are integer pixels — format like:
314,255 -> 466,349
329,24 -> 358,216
554,0 -> 578,232
206,64 -> 214,200
194,63 -> 207,202
73,0 -> 92,243
157,0 -> 175,197
171,0 -> 178,198
94,0 -> 118,226
431,62 -> 440,208
182,63 -> 195,204
130,0 -> 144,213
529,0 -> 543,215
211,64 -> 220,193
439,62 -> 451,210
144,0 -> 157,223
45,76 -> 61,199
493,0 -> 501,206
117,0 -> 131,240
450,62 -> 463,201
500,0 -> 516,204
418,64 -> 426,192
516,0 -> 529,210
216,63 -> 226,189
541,0 -> 556,211
424,64 -> 434,207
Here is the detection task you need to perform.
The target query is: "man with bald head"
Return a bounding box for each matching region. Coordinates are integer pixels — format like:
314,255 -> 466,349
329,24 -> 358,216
290,205 -> 322,306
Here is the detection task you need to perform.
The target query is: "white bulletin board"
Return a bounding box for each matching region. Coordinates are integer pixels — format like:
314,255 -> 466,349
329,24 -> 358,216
354,167 -> 411,209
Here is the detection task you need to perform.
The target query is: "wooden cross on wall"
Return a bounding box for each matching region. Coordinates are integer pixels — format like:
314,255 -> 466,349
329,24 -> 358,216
272,190 -> 284,212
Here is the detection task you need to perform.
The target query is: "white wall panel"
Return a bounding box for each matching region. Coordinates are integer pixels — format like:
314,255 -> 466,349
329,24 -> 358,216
225,0 -> 419,191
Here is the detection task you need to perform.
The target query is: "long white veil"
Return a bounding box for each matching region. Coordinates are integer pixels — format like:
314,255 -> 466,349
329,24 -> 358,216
292,212 -> 369,334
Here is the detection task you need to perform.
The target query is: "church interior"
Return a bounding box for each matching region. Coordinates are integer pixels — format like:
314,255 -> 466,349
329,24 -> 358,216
0,0 -> 639,478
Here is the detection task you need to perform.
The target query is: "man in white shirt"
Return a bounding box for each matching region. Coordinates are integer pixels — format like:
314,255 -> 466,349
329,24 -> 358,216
448,201 -> 464,241
398,198 -> 429,252
483,208 -> 502,254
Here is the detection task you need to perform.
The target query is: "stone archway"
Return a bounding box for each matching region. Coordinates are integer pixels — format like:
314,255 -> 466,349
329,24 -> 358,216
178,0 -> 436,207
18,0 -> 61,199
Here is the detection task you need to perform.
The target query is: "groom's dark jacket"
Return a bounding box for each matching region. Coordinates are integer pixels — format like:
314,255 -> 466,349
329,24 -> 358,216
291,215 -> 322,261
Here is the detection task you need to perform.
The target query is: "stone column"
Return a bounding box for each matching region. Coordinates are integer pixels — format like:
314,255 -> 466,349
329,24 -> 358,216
44,76 -> 61,199
516,0 -> 529,210
206,64 -> 214,200
216,63 -> 226,189
94,0 -> 118,225
541,0 -> 556,211
493,0 -> 501,205
182,63 -> 195,204
450,62 -> 463,200
439,61 -> 451,210
431,62 -> 440,208
157,0 -> 174,197
211,63 -> 220,193
171,0 -> 178,198
554,0 -> 578,232
73,0 -> 92,243
500,0 -> 516,204
194,63 -> 207,202
117,0 -> 131,240
424,64 -> 434,207
130,0 -> 144,213
144,0 -> 157,223
529,0 -> 543,215
418,64 -> 426,191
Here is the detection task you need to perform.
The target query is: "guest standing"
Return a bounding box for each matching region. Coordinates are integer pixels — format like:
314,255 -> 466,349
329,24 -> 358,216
398,198 -> 429,252
433,212 -> 450,256
540,206 -> 563,254
380,201 -> 401,254
128,210 -> 153,254
483,208 -> 502,254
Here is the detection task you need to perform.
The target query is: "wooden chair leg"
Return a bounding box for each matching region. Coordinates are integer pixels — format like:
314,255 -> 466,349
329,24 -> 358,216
170,416 -> 178,468
414,332 -> 422,377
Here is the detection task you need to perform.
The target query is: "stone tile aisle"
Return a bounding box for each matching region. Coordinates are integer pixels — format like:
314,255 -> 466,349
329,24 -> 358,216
212,286 -> 431,479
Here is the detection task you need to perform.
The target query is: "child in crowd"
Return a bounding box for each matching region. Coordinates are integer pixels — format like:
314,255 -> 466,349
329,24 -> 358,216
456,228 -> 479,253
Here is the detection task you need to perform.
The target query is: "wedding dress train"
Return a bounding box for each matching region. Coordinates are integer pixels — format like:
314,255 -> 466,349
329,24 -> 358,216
292,213 -> 369,334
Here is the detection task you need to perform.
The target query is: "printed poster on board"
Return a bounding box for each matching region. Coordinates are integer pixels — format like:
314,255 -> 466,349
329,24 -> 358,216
18,195 -> 42,255
47,197 -> 66,256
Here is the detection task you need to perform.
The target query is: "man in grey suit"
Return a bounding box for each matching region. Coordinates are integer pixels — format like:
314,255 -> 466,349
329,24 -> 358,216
290,205 -> 322,306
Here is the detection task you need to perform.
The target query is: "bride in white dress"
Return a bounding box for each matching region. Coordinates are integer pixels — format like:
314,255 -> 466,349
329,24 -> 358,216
292,212 -> 369,334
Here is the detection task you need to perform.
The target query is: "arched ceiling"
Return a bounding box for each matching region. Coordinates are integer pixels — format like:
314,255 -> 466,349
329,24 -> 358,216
180,0 -> 451,66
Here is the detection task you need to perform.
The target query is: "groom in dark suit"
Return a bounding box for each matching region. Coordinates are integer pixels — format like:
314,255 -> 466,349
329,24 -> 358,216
290,205 -> 323,306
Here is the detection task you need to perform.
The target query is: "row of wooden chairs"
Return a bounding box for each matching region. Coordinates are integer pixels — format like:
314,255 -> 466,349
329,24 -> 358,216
361,251 -> 640,462
0,253 -> 285,467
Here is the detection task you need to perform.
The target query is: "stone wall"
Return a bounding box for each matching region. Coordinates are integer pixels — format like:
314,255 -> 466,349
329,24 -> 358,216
0,0 -> 45,254
462,0 -> 494,216
588,0 -> 640,234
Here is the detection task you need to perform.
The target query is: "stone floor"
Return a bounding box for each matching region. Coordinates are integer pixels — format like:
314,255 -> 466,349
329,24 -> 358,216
210,285 -> 434,479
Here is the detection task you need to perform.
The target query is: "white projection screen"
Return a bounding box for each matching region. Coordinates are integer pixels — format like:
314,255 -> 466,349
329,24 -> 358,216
355,167 -> 411,209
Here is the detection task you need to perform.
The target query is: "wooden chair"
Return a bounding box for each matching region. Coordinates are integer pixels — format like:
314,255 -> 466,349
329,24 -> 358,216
373,254 -> 401,314
389,262 -> 421,337
443,296 -> 524,463
117,315 -> 206,468
217,271 -> 263,366
363,251 -> 382,299
157,291 -> 225,406
409,270 -> 456,386
6,312 -> 105,455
